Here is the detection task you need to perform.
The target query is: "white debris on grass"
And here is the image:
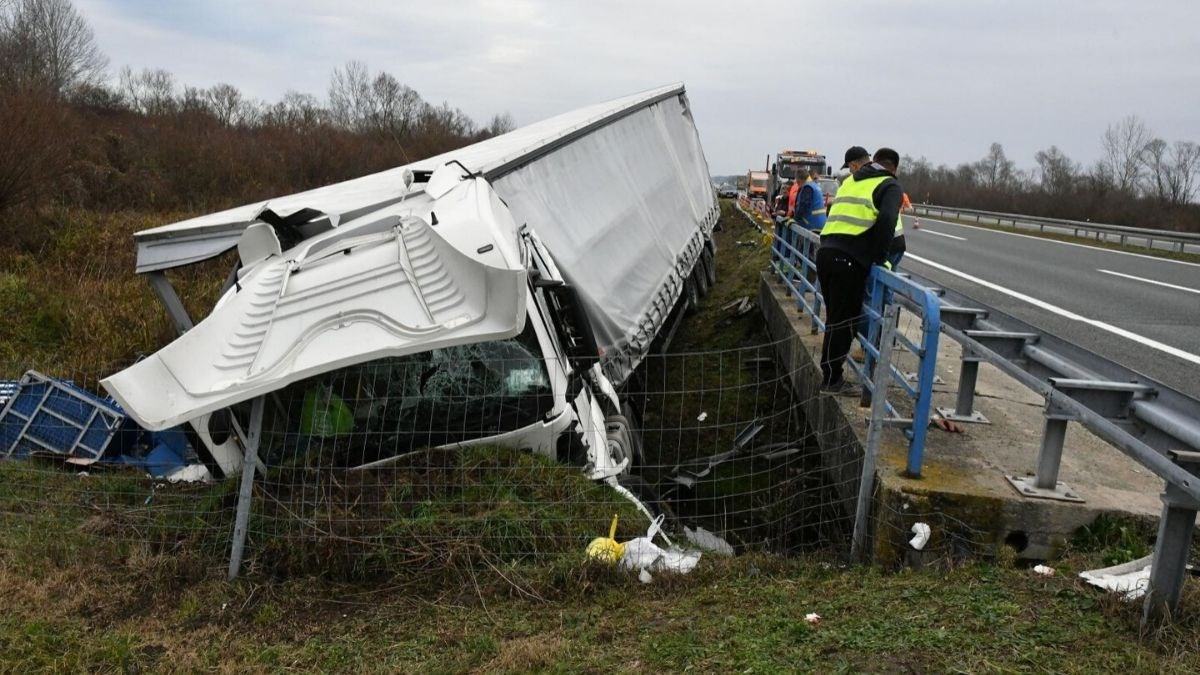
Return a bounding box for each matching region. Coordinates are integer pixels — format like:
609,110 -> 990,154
1032,564 -> 1056,577
1079,555 -> 1153,600
696,412 -> 707,422
804,613 -> 821,625
908,522 -> 931,550
163,464 -> 213,484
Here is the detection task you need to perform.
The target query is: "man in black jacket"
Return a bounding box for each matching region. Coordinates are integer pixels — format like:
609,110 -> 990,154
817,147 -> 902,393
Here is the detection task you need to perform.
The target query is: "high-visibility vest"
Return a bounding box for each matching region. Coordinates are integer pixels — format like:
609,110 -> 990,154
823,174 -> 894,237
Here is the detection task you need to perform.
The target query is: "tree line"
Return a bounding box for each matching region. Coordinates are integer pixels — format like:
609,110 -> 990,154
0,0 -> 514,226
900,117 -> 1200,233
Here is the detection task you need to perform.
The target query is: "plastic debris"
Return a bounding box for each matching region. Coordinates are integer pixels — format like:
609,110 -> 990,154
586,514 -> 625,564
683,526 -> 735,556
804,613 -> 821,625
696,412 -> 707,422
163,464 -> 213,484
619,514 -> 702,579
638,568 -> 653,584
909,522 -> 931,551
1079,555 -> 1153,600
1033,564 -> 1056,577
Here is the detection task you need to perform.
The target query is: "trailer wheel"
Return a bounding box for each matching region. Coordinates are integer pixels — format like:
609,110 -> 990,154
691,259 -> 709,298
703,245 -> 717,287
683,276 -> 700,314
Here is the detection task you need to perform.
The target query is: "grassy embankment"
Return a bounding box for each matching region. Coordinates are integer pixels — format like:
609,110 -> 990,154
0,202 -> 1197,671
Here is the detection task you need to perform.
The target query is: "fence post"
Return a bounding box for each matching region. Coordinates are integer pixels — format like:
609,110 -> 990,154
227,397 -> 265,581
850,304 -> 899,564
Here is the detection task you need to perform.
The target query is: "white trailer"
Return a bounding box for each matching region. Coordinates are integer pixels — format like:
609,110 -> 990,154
102,84 -> 718,484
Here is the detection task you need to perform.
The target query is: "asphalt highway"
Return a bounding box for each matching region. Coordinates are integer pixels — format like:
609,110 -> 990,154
899,214 -> 1200,399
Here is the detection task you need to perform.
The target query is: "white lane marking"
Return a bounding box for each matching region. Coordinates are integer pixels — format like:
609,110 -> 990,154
1097,269 -> 1200,296
917,228 -> 966,241
906,253 -> 1200,366
913,215 -> 1200,269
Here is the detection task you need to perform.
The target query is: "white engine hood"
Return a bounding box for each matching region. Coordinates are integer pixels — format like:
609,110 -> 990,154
103,168 -> 527,430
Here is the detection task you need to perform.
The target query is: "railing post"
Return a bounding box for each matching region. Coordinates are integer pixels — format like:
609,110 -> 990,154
851,304 -> 899,564
936,353 -> 990,424
1142,451 -> 1200,627
1005,400 -> 1083,502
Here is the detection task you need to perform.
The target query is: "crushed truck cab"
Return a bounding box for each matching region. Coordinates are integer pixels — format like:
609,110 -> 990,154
102,84 -> 718,486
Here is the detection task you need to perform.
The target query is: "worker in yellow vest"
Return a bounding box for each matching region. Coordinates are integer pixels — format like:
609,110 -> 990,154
817,146 -> 903,394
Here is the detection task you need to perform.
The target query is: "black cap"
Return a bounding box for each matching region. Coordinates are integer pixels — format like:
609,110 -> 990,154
873,147 -> 900,168
841,146 -> 869,169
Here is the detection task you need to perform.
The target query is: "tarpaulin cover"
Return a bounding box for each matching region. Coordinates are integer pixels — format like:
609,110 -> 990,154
128,84 -> 716,382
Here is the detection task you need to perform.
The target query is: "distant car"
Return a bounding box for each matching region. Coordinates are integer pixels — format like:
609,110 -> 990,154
718,185 -> 737,198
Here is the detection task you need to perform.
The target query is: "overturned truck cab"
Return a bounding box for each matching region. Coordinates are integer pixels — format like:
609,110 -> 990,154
102,84 -> 719,491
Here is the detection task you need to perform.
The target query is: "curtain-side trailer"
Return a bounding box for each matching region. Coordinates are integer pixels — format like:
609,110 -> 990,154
101,84 -> 718,493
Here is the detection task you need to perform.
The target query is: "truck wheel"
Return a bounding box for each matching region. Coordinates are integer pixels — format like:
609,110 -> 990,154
703,246 -> 717,287
684,276 -> 700,314
691,259 -> 709,298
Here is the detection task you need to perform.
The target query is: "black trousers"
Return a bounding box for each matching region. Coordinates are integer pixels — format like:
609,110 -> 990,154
817,247 -> 869,385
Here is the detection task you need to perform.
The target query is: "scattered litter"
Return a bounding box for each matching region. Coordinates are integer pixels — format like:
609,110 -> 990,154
909,522 -> 931,551
585,514 -> 625,565
721,296 -> 748,311
620,514 -> 702,579
683,526 -> 735,556
638,568 -> 653,584
1079,555 -> 1153,600
696,412 -> 708,422
1033,564 -> 1056,577
931,416 -> 965,433
735,240 -> 758,248
164,464 -> 213,484
804,613 -> 821,626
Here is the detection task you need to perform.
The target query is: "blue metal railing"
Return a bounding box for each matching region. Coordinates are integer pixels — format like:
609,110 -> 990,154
769,217 -> 942,476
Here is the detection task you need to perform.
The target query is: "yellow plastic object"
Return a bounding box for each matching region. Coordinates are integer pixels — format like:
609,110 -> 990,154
585,514 -> 625,564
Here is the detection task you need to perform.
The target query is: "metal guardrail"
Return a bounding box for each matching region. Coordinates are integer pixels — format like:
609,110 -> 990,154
913,204 -> 1200,254
903,268 -> 1200,625
762,210 -> 942,477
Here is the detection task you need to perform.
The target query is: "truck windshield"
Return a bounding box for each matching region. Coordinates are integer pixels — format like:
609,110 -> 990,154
779,164 -> 799,179
263,318 -> 554,466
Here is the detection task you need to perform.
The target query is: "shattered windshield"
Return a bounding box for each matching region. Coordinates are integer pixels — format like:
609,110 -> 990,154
262,319 -> 554,466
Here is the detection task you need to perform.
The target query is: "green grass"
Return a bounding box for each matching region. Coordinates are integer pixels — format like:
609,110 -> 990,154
916,211 -> 1200,264
1,551 -> 1196,672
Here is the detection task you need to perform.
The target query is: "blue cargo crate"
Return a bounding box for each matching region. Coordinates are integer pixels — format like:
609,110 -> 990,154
0,371 -> 127,461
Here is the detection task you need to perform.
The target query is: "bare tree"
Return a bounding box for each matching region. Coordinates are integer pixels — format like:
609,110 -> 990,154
974,142 -> 1016,191
203,82 -> 252,126
262,90 -> 328,130
1140,138 -> 1171,203
485,112 -> 515,136
1034,145 -> 1078,196
1100,115 -> 1152,194
1165,141 -> 1200,206
328,60 -> 373,132
0,0 -> 108,94
119,66 -> 176,115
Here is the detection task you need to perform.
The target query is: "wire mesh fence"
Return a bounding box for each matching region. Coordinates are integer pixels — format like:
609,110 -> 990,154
0,321 -> 1036,585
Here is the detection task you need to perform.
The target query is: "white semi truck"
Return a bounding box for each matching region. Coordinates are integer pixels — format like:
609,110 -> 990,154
102,84 -> 718,490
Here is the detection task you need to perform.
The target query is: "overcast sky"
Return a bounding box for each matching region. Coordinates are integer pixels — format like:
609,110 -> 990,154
74,0 -> 1199,176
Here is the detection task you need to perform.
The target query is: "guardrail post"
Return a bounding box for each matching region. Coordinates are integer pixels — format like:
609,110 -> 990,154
936,353 -> 990,424
1142,450 -> 1200,627
851,304 -> 899,564
1005,400 -> 1084,502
